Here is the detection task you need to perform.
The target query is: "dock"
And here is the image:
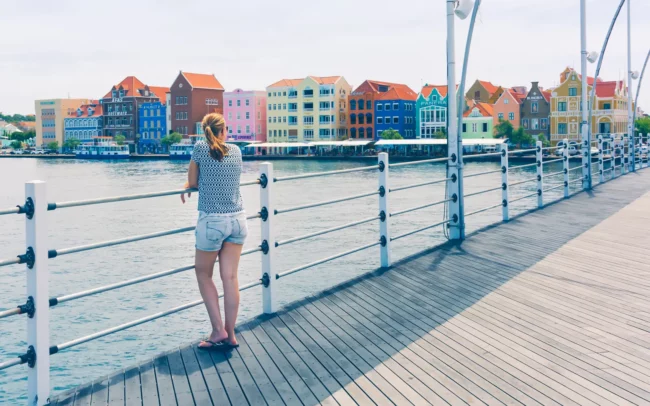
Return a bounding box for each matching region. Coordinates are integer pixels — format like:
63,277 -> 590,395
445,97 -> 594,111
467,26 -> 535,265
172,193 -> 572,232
49,166 -> 650,405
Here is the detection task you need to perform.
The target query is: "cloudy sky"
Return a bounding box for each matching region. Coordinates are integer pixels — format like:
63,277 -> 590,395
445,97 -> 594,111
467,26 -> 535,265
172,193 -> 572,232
1,0 -> 649,114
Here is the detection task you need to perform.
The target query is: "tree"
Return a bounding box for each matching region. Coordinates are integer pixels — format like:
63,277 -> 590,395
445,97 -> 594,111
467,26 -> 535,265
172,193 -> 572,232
509,127 -> 534,148
380,128 -> 403,140
161,132 -> 183,149
114,134 -> 126,145
9,131 -> 25,141
10,140 -> 23,150
47,141 -> 59,152
635,117 -> 650,136
494,119 -> 514,139
537,133 -> 551,148
63,139 -> 81,152
0,113 -> 35,123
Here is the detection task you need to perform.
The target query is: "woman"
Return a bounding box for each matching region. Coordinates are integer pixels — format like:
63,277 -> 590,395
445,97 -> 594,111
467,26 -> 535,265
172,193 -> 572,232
181,112 -> 247,351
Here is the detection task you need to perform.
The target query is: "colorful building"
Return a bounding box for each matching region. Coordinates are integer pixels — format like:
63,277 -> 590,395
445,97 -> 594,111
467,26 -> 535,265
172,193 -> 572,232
492,88 -> 524,129
466,80 -> 500,103
138,101 -> 167,153
169,71 -> 224,136
35,98 -> 90,147
266,76 -> 351,143
462,101 -> 494,139
223,89 -> 267,142
592,80 -> 629,135
373,86 -> 417,139
100,76 -> 167,150
521,82 -> 551,138
348,80 -> 411,140
64,101 -> 103,144
416,85 -> 448,139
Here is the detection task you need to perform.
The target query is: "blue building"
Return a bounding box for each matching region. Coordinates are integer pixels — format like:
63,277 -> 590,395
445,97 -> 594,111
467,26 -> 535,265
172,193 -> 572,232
138,101 -> 167,153
63,101 -> 103,144
374,86 -> 417,139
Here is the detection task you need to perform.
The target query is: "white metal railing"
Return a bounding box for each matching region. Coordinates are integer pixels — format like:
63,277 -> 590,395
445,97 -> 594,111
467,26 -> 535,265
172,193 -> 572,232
1,139 -> 648,404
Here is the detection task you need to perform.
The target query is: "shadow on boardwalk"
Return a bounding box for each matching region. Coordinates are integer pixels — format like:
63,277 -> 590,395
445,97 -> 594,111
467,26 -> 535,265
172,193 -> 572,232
51,170 -> 650,406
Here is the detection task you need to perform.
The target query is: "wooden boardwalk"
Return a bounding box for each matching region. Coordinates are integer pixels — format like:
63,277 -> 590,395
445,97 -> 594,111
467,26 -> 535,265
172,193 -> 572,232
50,170 -> 650,406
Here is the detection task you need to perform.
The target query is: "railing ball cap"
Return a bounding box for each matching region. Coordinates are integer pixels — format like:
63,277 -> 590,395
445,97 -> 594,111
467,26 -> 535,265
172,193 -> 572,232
18,247 -> 36,269
18,296 -> 35,318
378,161 -> 385,172
17,197 -> 35,219
380,235 -> 387,247
261,273 -> 270,287
259,174 -> 268,188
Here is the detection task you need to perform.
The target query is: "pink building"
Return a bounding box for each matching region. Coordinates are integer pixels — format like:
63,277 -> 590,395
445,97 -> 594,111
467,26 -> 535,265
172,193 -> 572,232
223,89 -> 267,142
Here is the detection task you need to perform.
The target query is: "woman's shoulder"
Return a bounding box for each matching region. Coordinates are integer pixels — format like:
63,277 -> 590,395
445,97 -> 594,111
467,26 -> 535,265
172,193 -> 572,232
226,143 -> 242,155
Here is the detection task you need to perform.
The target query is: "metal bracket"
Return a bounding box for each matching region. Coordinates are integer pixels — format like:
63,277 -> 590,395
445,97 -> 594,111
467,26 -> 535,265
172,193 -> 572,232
379,211 -> 386,222
501,149 -> 506,157
564,181 -> 568,187
536,160 -> 541,167
537,174 -> 542,181
451,193 -> 458,203
378,186 -> 386,197
536,145 -> 541,153
451,153 -> 457,163
259,207 -> 269,221
563,168 -> 568,174
260,240 -> 270,255
18,247 -> 35,269
537,189 -> 542,196
502,199 -> 508,207
501,166 -> 506,174
18,296 -> 35,318
452,214 -> 459,223
20,345 -> 36,368
501,183 -> 507,191
260,273 -> 270,287
450,173 -> 457,183
563,155 -> 568,161
259,174 -> 268,188
378,161 -> 385,172
17,197 -> 35,219
380,235 -> 387,247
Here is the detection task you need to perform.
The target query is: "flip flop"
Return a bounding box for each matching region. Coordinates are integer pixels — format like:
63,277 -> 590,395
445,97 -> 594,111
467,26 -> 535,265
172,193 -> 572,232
198,340 -> 239,352
197,339 -> 226,350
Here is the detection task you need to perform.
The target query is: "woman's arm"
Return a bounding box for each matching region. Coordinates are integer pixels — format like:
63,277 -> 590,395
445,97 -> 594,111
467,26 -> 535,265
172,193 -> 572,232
181,160 -> 199,204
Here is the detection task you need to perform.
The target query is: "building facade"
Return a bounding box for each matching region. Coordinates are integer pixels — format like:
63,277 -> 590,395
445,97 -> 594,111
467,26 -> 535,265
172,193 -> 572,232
223,89 -> 267,142
466,80 -> 499,103
169,71 -> 224,137
462,102 -> 494,139
520,81 -> 551,139
373,87 -> 417,139
416,85 -> 448,138
138,102 -> 167,153
550,68 -> 599,144
100,76 -> 168,150
348,80 -> 399,140
63,101 -> 103,144
592,80 -> 629,135
35,98 -> 90,147
492,89 -> 522,129
266,76 -> 351,143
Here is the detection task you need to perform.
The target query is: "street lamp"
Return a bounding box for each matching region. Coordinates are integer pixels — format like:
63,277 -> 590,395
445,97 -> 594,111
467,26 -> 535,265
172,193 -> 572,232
632,50 -> 650,129
446,0 -> 481,241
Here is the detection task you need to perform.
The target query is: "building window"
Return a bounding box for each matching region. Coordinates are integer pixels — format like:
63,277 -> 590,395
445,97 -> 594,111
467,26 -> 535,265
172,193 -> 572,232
531,119 -> 539,130
462,123 -> 467,132
228,100 -> 232,107
237,113 -> 241,120
522,119 -> 529,129
474,90 -> 480,99
558,102 -> 567,112
237,125 -> 241,134
531,102 -> 538,113
393,116 -> 399,124
482,123 -> 488,132
366,113 -> 372,123
304,116 -> 314,125
603,103 -> 611,110
377,104 -> 383,111
558,123 -> 567,134
303,88 -> 314,97
350,114 -> 356,125
228,112 -> 232,120
508,112 -> 515,121
245,112 -> 250,119
245,99 -> 250,106
472,123 -> 478,132
358,114 -> 364,125
541,118 -> 548,129
504,98 -> 509,105
359,127 -> 365,138
385,103 -> 390,111
350,128 -> 357,138
377,117 -> 383,124
498,113 -> 504,120
257,112 -> 261,119
393,103 -> 399,110
569,88 -> 577,96
358,99 -> 364,110
366,100 -> 371,110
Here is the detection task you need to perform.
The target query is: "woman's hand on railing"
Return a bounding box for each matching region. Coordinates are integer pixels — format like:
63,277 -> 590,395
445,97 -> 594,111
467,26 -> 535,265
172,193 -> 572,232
180,182 -> 192,204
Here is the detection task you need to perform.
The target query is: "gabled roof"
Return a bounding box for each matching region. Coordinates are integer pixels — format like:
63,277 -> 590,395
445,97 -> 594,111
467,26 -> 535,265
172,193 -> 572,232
352,79 -> 401,94
499,89 -> 524,105
478,80 -> 499,96
420,84 -> 449,98
541,91 -> 552,102
268,78 -> 303,88
308,76 -> 341,85
149,86 -> 170,102
67,101 -> 103,118
181,72 -> 224,90
376,85 -> 418,101
103,76 -> 147,99
464,101 -> 493,117
595,80 -> 625,98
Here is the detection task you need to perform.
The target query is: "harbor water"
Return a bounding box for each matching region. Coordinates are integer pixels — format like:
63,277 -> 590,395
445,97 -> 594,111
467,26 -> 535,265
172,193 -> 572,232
0,157 -> 574,403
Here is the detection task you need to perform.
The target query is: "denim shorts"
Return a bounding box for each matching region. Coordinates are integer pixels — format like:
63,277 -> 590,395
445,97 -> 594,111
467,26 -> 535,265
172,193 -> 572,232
195,211 -> 248,252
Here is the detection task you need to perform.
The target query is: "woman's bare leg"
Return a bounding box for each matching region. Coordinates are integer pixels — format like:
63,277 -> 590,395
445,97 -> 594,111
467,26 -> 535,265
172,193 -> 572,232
219,242 -> 243,345
195,249 -> 228,345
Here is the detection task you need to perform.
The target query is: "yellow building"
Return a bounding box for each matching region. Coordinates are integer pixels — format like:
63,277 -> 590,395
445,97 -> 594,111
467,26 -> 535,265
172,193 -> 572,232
35,98 -> 90,147
550,67 -> 630,144
266,76 -> 351,143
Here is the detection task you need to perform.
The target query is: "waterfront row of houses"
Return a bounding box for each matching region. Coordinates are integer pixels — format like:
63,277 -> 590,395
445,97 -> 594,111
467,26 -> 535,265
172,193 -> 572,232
34,67 -> 634,150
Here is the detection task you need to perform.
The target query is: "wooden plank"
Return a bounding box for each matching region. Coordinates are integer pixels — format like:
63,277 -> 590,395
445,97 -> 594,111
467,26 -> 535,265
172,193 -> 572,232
180,346 -> 212,406
124,366 -> 142,406
209,351 -> 249,406
139,361 -> 160,406
72,384 -> 93,406
89,379 -> 109,406
154,355 -> 178,406
193,346 -> 231,406
107,371 -> 125,406
56,392 -> 76,406
166,349 -> 194,406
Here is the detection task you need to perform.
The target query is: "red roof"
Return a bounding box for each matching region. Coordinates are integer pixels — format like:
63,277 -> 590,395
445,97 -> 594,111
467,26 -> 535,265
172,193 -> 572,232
309,76 -> 341,85
268,78 -> 303,88
67,101 -> 103,118
595,80 -> 624,98
182,72 -> 224,90
541,90 -> 552,102
464,101 -> 493,117
504,89 -> 525,104
352,80 -> 401,94
420,84 -> 449,98
149,86 -> 170,102
377,84 -> 418,101
103,76 -> 147,99
478,80 -> 499,96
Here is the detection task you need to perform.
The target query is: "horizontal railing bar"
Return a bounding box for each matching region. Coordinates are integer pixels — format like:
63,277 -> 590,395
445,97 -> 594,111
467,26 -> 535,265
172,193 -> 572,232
0,257 -> 20,267
509,162 -> 538,170
465,152 -> 502,159
568,166 -> 583,172
54,247 -> 261,305
543,158 -> 564,164
464,168 -> 503,178
465,186 -> 502,198
389,178 -> 450,192
508,148 -> 537,154
276,241 -> 380,280
0,207 -> 20,216
540,146 -> 556,150
543,184 -> 566,192
275,216 -> 379,247
274,165 -> 379,182
389,157 -> 450,168
508,177 -> 538,187
390,219 -> 451,241
509,192 -> 540,203
568,178 -> 584,184
54,279 -> 262,352
465,202 -> 504,217
390,198 -> 452,217
275,190 -> 378,215
53,188 -> 198,209
0,307 -> 21,319
544,170 -> 565,177
0,357 -> 22,371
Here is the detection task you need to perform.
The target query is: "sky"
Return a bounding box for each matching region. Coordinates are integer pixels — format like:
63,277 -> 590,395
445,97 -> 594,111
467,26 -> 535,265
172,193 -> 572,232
1,0 -> 649,115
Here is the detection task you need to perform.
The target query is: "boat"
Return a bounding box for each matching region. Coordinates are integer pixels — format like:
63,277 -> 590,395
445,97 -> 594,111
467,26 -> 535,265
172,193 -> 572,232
169,142 -> 194,160
75,141 -> 130,159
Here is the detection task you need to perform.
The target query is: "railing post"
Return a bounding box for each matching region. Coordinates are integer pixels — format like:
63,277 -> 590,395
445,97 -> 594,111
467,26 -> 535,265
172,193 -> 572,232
500,144 -> 509,221
25,181 -> 50,406
536,141 -> 543,208
622,135 -> 628,175
378,152 -> 391,267
563,138 -> 569,198
259,163 -> 276,314
598,135 -> 604,183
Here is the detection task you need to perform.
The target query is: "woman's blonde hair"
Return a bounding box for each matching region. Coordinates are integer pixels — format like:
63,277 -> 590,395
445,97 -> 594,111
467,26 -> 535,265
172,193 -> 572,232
202,113 -> 228,161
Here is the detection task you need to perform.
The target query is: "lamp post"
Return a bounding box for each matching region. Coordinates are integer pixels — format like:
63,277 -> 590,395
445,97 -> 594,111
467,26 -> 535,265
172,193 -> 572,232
632,50 -> 650,127
446,0 -> 481,241
627,0 -> 635,171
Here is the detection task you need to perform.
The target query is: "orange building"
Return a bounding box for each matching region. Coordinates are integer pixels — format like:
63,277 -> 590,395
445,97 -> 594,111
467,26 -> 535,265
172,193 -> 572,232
348,80 -> 409,140
492,88 -> 525,129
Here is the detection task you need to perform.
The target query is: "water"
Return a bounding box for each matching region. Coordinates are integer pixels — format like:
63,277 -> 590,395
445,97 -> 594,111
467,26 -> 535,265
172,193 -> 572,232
0,156 -> 575,402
